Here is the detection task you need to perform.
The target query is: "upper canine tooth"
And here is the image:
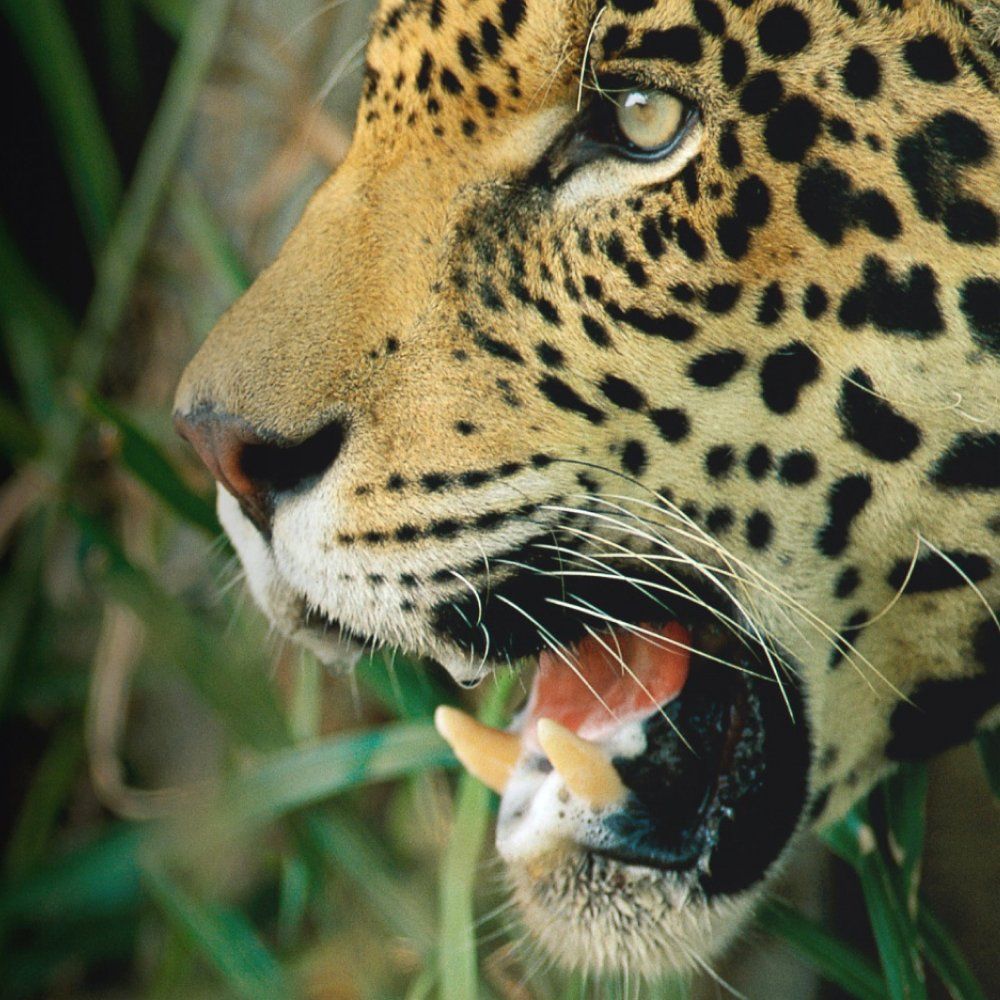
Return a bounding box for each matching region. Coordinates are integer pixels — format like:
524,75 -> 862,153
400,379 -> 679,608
434,705 -> 521,795
535,718 -> 628,810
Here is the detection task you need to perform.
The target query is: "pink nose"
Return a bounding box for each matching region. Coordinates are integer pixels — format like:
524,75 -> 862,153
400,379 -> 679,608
174,410 -> 344,535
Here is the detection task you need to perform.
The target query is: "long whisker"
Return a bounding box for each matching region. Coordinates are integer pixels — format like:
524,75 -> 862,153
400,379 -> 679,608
492,594 -> 620,721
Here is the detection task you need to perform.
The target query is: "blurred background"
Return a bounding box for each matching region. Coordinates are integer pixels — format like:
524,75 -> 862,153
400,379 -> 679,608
0,1 -> 997,998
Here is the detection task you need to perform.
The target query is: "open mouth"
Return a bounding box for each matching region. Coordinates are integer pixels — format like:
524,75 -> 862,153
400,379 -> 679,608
436,601 -> 812,897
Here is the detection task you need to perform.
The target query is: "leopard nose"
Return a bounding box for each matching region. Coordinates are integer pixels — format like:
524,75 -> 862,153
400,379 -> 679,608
174,410 -> 345,535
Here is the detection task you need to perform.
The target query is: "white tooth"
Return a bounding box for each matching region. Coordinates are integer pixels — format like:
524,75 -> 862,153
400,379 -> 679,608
434,706 -> 521,795
535,718 -> 628,809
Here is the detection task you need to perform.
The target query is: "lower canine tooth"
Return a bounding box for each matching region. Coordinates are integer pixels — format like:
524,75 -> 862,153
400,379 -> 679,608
536,718 -> 628,809
434,705 -> 521,795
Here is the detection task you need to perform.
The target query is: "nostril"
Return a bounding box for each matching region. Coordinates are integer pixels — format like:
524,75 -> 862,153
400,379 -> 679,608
241,421 -> 345,495
175,410 -> 345,535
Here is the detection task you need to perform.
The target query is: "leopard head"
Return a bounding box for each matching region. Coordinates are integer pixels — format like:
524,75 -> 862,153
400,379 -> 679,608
175,0 -> 1000,977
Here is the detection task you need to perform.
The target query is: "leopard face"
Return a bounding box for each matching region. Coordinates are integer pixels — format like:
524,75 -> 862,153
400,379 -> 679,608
174,0 -> 1000,977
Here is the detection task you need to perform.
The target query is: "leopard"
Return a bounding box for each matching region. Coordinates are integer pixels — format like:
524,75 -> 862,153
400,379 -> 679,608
174,0 -> 1000,980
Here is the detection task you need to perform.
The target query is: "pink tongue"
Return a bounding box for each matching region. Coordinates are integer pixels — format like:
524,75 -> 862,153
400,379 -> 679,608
522,622 -> 691,746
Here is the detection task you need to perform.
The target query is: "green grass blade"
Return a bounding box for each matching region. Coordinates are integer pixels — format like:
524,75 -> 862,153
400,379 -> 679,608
0,0 -> 123,255
85,393 -> 219,533
916,903 -> 988,1000
172,177 -> 250,301
141,862 -> 293,1000
137,0 -> 193,38
0,825 -> 143,926
0,218 -> 76,347
976,728 -> 1000,799
358,650 -> 456,720
438,673 -> 516,1000
879,763 -> 928,916
826,810 -> 927,1000
304,810 -> 436,950
757,898 -> 888,1000
0,509 -> 48,711
0,397 -> 39,461
42,0 -> 232,480
3,721 -> 82,880
100,0 -> 143,113
276,854 -> 310,950
221,722 -> 455,833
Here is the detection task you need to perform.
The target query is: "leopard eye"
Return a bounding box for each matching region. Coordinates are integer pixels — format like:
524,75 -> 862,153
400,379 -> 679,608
615,90 -> 686,154
586,85 -> 694,162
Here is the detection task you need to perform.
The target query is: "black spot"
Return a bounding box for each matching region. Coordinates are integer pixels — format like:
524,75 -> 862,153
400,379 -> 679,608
477,85 -> 498,111
803,284 -> 828,319
706,445 -> 736,478
688,350 -> 746,388
904,34 -> 958,83
719,124 -> 743,168
601,24 -> 629,58
582,315 -> 612,347
796,161 -> 901,245
944,198 -> 999,245
716,217 -> 751,259
537,376 -> 606,424
838,369 -> 921,462
694,0 -> 725,36
612,0 -> 655,10
675,219 -> 707,261
475,332 -> 523,364
778,450 -> 817,484
707,507 -> 734,533
887,550 -> 992,595
624,26 -> 703,64
960,278 -> 1000,357
760,342 -> 820,414
896,112 -> 995,245
622,439 -> 649,476
887,621 -> 1000,760
455,421 -> 477,436
480,18 -> 502,56
440,68 -> 463,94
746,445 -> 773,480
650,408 -> 690,442
746,510 -> 774,549
705,282 -> 742,313
842,45 -> 881,98
838,256 -> 943,338
827,117 -> 855,144
458,35 -> 481,72
834,566 -> 861,598
499,0 -> 526,36
735,175 -> 772,226
757,5 -> 811,57
828,610 -> 869,669
600,374 -> 647,411
536,342 -> 565,368
930,432 -> 1000,490
816,474 -> 872,556
756,283 -> 785,325
741,71 -> 784,114
416,52 -> 434,92
721,39 -> 747,87
641,217 -> 665,258
605,303 -> 698,341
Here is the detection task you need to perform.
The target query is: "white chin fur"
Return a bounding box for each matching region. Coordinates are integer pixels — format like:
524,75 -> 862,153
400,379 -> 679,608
217,489 -> 361,670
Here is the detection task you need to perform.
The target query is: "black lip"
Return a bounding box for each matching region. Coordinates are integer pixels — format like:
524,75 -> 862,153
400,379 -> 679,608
430,530 -> 747,666
602,631 -> 811,896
